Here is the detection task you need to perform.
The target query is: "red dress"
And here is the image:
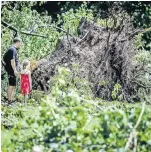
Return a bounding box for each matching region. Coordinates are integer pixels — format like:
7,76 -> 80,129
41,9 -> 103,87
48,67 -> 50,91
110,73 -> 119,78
20,74 -> 31,95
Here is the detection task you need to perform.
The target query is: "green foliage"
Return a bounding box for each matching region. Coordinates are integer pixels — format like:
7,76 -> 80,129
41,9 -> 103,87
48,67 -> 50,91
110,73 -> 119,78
1,2 -> 94,61
57,2 -> 93,36
60,1 -> 151,50
111,83 -> 122,101
1,2 -> 94,99
133,34 -> 151,103
1,2 -> 59,61
51,66 -> 93,104
1,2 -> 151,152
129,2 -> 151,50
43,1 -> 151,50
2,67 -> 151,152
1,98 -> 41,151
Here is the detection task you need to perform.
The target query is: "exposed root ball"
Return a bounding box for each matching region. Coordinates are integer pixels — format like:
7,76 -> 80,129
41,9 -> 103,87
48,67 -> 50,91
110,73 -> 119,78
32,16 -> 146,101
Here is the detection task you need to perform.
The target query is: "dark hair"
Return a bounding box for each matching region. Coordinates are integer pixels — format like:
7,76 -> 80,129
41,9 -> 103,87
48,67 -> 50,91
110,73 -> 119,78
13,37 -> 22,44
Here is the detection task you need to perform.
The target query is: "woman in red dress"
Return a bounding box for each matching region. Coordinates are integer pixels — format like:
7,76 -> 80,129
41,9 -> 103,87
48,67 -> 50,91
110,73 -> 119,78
20,59 -> 32,104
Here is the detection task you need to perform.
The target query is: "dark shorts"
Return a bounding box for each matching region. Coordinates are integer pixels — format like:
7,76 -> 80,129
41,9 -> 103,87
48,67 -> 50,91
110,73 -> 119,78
8,74 -> 16,86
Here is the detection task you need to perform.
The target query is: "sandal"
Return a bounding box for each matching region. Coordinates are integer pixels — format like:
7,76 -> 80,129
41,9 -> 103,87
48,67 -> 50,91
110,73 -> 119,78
7,100 -> 16,105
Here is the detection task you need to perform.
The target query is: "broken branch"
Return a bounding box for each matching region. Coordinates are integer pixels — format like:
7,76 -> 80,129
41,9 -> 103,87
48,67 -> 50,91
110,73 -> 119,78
2,20 -> 17,32
1,20 -> 47,38
21,31 -> 47,38
39,25 -> 74,37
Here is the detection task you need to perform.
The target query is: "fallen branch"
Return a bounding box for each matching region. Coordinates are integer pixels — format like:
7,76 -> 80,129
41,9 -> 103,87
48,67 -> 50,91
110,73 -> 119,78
1,1 -> 9,6
134,102 -> 145,129
39,25 -> 74,37
2,20 -> 17,32
76,30 -> 90,46
2,20 -> 47,38
120,27 -> 151,42
67,27 -> 71,48
125,102 -> 145,151
21,31 -> 47,38
141,27 -> 151,34
53,25 -> 73,37
131,80 -> 151,89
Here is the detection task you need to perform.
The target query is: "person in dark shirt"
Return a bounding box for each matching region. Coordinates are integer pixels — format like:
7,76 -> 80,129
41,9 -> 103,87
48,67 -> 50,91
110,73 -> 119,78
3,37 -> 22,104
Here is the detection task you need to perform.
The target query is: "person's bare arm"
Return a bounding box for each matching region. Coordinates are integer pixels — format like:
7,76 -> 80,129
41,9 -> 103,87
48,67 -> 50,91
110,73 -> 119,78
11,59 -> 18,76
28,71 -> 32,90
20,74 -> 21,85
2,60 -> 6,66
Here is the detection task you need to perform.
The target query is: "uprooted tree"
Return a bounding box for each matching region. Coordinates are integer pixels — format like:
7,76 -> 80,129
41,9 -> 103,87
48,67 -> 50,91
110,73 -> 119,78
31,7 -> 151,102
1,3 -> 151,102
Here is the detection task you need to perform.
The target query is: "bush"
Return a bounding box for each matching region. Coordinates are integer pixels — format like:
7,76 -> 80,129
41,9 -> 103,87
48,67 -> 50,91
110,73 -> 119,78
4,67 -> 151,152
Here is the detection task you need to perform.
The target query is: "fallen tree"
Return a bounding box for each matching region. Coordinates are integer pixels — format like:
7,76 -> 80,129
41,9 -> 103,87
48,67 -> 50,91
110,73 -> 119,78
31,7 -> 151,102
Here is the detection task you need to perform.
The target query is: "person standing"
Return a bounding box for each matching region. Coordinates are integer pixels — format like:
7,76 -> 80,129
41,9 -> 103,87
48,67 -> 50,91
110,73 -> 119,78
20,59 -> 32,105
3,37 -> 22,104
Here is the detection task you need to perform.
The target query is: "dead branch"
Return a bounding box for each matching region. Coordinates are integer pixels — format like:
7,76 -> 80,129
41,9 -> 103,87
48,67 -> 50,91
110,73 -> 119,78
131,80 -> 151,89
53,25 -> 73,37
39,25 -> 74,37
76,31 -> 90,46
67,27 -> 71,48
120,27 -> 151,42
